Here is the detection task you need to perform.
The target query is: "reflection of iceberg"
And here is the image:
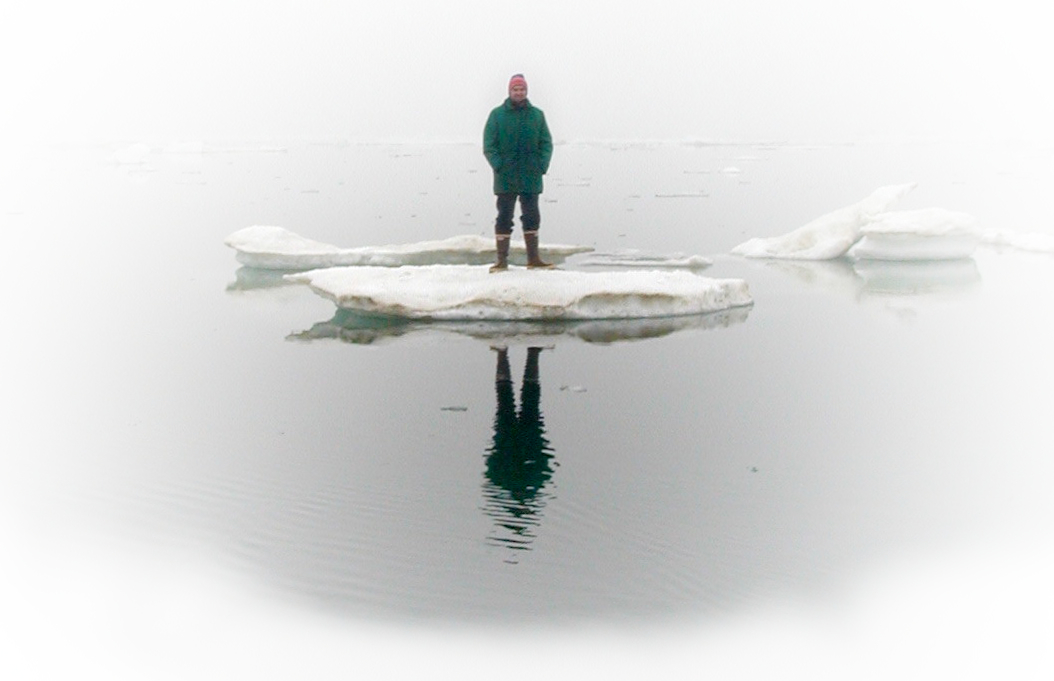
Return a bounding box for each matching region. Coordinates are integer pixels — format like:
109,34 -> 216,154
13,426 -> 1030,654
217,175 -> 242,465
852,259 -> 982,296
226,266 -> 300,291
753,258 -> 860,293
848,208 -> 980,260
575,249 -> 712,269
289,306 -> 751,346
731,183 -> 916,259
286,265 -> 752,320
752,256 -> 981,301
225,226 -> 593,270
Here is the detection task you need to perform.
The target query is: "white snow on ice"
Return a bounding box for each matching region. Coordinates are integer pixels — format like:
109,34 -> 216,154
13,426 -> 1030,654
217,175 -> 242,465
225,226 -> 593,270
286,265 -> 752,320
859,208 -> 978,237
731,184 -> 917,259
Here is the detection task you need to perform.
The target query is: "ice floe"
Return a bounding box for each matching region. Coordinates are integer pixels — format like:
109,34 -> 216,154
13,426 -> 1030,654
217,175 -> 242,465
225,226 -> 593,270
575,249 -> 713,269
286,265 -> 752,321
731,183 -> 917,259
848,208 -> 981,260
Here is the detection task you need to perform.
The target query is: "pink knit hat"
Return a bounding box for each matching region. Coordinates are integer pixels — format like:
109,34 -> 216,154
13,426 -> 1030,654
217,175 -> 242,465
508,74 -> 527,93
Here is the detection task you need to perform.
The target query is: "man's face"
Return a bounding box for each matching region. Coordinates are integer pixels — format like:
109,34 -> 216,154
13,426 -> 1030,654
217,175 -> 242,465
510,84 -> 527,103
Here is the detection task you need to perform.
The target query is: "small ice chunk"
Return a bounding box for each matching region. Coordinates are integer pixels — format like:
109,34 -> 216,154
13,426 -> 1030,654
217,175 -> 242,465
731,183 -> 917,260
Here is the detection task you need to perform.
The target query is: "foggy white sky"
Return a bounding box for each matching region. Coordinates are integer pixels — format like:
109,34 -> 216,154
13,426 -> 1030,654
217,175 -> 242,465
4,0 -> 1051,144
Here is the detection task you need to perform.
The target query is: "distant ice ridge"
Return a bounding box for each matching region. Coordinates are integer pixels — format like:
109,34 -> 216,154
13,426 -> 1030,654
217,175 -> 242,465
111,142 -> 287,164
110,143 -> 152,165
575,249 -> 713,269
286,265 -> 752,320
225,226 -> 593,270
980,229 -> 1054,254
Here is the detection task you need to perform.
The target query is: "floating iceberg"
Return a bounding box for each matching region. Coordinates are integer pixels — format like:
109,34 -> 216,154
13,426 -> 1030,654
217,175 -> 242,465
575,249 -> 713,269
286,265 -> 752,321
225,226 -> 593,270
731,183 -> 917,260
848,208 -> 981,260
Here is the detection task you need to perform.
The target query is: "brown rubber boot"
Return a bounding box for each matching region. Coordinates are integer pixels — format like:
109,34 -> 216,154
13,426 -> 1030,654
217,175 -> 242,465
489,235 -> 510,273
524,230 -> 554,269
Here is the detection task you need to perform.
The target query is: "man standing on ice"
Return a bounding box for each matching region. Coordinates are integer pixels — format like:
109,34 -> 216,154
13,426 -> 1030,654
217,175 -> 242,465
483,73 -> 555,272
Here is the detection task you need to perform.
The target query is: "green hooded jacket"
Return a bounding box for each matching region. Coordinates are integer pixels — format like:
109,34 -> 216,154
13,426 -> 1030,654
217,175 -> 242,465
483,98 -> 553,195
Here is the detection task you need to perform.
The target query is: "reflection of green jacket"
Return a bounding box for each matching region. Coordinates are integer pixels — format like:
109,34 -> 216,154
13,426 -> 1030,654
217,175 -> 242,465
483,99 -> 553,195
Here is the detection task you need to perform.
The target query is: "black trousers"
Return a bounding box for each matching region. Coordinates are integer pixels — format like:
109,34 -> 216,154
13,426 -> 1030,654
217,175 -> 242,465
495,193 -> 540,235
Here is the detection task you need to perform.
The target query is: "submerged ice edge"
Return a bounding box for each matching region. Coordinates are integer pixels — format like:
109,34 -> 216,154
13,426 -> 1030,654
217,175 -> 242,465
299,287 -> 755,321
289,306 -> 753,346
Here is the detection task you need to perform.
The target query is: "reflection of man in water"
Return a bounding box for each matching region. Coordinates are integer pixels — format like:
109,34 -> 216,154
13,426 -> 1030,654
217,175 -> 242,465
482,346 -> 556,562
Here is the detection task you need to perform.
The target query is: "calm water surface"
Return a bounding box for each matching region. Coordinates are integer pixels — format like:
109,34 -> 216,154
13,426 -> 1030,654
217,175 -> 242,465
4,140 -> 1053,673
